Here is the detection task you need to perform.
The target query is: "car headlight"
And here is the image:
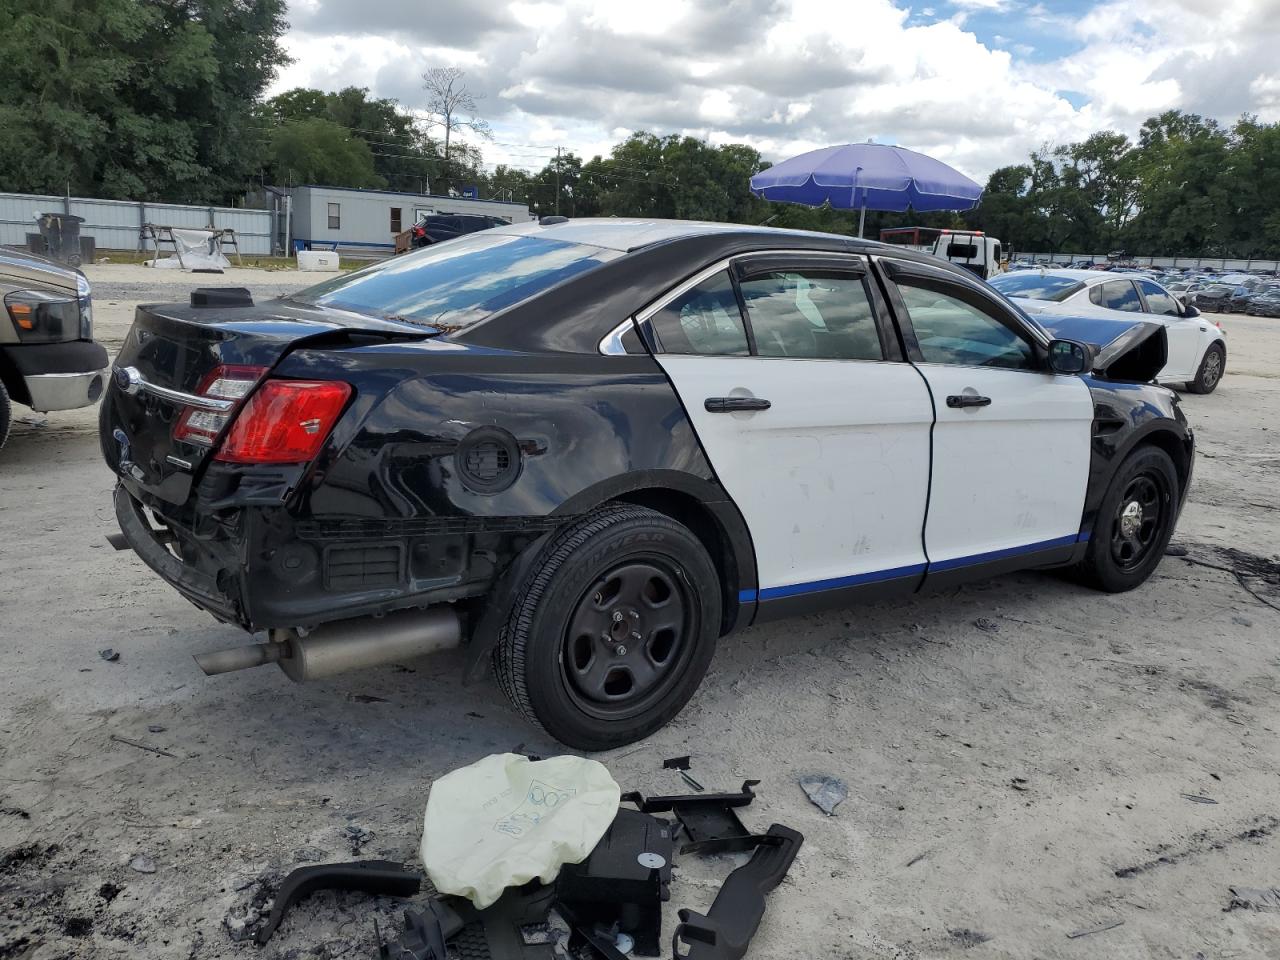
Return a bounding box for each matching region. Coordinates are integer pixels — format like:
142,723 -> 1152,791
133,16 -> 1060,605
5,289 -> 82,344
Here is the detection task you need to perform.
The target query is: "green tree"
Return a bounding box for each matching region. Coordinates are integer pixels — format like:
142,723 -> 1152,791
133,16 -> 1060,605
264,86 -> 440,192
0,0 -> 288,203
267,118 -> 384,189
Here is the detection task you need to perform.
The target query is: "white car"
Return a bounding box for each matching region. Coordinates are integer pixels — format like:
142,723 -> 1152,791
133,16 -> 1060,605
990,269 -> 1227,394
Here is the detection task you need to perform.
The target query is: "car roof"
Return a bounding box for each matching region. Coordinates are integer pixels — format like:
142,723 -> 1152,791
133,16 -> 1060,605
1004,268 -> 1156,288
484,217 -> 880,254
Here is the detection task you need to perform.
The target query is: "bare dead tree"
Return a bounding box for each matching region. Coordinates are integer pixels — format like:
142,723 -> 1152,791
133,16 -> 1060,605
421,67 -> 492,189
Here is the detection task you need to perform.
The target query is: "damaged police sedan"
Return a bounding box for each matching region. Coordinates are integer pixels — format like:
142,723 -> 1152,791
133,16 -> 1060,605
101,220 -> 1193,749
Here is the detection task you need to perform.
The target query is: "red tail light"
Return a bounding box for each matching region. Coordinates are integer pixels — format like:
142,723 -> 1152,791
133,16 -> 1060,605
215,379 -> 352,464
173,365 -> 268,444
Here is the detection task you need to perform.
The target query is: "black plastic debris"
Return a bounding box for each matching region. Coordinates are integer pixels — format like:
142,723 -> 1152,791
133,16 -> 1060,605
361,774 -> 803,960
557,808 -> 674,956
255,859 -> 422,945
379,898 -> 465,960
798,775 -> 847,816
99,648 -> 120,662
622,781 -> 763,856
671,824 -> 803,960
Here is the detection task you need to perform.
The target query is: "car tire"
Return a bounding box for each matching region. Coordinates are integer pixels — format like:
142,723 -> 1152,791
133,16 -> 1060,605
1074,445 -> 1180,593
493,503 -> 721,750
1186,342 -> 1225,394
0,379 -> 10,453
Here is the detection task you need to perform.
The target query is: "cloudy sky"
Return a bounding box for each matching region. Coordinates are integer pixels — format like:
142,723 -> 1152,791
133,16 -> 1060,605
272,0 -> 1280,184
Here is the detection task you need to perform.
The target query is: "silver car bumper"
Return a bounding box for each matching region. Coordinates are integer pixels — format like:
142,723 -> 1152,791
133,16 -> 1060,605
24,367 -> 109,412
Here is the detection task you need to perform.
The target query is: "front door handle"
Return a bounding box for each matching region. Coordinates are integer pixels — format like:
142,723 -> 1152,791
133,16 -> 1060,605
946,394 -> 992,409
704,396 -> 771,413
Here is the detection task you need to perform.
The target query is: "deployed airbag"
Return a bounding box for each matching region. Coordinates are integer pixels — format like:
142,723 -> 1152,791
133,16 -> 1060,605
421,753 -> 621,909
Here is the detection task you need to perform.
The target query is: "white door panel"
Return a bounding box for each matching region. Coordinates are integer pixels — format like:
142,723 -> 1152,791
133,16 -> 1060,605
916,364 -> 1093,565
656,356 -> 933,594
1159,318 -> 1216,382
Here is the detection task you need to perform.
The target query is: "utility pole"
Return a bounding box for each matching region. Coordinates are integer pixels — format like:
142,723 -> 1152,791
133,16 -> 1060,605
555,146 -> 562,216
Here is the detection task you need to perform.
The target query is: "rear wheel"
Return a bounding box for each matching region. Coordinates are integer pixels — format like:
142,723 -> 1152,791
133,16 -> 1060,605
493,504 -> 721,750
1187,342 -> 1225,394
1075,445 -> 1179,592
0,380 -> 10,453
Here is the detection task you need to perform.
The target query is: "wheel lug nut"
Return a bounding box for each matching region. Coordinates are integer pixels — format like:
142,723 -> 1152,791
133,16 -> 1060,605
631,632 -> 642,641
612,611 -> 624,623
616,645 -> 627,656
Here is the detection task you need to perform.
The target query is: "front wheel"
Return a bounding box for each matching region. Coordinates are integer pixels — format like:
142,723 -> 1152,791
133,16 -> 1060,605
493,504 -> 721,750
1074,445 -> 1180,592
1186,343 -> 1225,394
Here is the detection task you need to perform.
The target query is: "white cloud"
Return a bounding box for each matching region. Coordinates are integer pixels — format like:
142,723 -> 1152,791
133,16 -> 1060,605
270,0 -> 1280,185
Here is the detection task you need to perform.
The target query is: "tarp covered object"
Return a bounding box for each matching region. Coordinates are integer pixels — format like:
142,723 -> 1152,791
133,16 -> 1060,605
145,228 -> 230,272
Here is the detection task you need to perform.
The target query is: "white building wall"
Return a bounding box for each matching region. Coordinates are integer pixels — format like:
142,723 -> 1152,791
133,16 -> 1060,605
289,186 -> 534,256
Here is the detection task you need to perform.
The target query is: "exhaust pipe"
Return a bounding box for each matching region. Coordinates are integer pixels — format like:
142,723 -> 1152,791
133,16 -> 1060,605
193,607 -> 461,682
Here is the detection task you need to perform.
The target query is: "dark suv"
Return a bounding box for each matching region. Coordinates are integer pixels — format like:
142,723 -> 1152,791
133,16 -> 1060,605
410,214 -> 509,248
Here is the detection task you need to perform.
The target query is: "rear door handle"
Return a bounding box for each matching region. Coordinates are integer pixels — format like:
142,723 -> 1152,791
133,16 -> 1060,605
946,394 -> 992,409
704,396 -> 771,413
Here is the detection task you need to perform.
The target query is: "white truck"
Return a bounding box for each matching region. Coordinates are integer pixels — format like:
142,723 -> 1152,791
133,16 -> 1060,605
929,230 -> 1005,280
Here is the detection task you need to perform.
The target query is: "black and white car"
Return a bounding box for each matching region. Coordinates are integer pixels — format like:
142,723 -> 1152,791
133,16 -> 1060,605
101,220 -> 1194,749
990,269 -> 1227,393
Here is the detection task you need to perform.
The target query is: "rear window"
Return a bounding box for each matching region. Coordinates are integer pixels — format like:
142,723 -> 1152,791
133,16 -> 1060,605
990,273 -> 1086,302
945,243 -> 979,260
289,233 -> 619,330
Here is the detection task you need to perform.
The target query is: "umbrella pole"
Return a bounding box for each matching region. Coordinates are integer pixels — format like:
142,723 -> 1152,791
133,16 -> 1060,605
857,205 -> 866,239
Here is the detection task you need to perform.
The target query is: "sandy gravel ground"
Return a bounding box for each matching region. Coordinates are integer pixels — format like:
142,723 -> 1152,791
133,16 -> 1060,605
1,265 -> 1278,960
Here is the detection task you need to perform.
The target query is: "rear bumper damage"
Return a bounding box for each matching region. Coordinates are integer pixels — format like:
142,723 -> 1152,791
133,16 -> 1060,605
111,479 -> 548,634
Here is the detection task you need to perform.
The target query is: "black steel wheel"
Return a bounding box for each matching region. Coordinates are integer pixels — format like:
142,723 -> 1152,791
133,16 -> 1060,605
1109,473 -> 1167,571
494,504 -> 721,750
562,560 -> 694,721
1187,343 -> 1225,394
1075,445 -> 1180,592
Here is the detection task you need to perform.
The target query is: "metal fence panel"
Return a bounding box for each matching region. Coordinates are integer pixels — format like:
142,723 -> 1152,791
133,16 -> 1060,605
1021,252 -> 1280,273
0,191 -> 273,255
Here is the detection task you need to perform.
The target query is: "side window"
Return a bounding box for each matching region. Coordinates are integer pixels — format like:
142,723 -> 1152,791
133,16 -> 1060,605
327,202 -> 340,230
1137,280 -> 1182,316
738,270 -> 883,360
1097,280 -> 1143,312
649,271 -> 749,355
390,207 -> 402,234
896,282 -> 1037,370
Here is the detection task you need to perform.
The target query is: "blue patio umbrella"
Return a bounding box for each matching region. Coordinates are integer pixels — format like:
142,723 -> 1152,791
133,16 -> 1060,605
749,142 -> 983,237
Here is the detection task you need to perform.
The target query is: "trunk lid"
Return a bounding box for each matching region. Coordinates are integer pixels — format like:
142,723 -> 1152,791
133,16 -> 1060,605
101,298 -> 429,504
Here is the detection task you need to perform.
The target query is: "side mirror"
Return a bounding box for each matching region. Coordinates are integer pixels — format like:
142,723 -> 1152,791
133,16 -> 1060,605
1182,303 -> 1200,318
1047,339 -> 1093,376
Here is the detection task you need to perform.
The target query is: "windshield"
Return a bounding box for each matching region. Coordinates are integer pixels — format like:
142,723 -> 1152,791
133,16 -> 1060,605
990,272 -> 1086,303
289,232 -> 619,330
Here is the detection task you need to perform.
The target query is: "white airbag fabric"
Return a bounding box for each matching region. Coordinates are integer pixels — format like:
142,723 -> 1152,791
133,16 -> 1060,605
421,752 -> 621,908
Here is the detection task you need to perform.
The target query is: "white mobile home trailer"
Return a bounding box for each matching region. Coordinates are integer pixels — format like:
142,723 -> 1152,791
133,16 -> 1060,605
289,185 -> 535,258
